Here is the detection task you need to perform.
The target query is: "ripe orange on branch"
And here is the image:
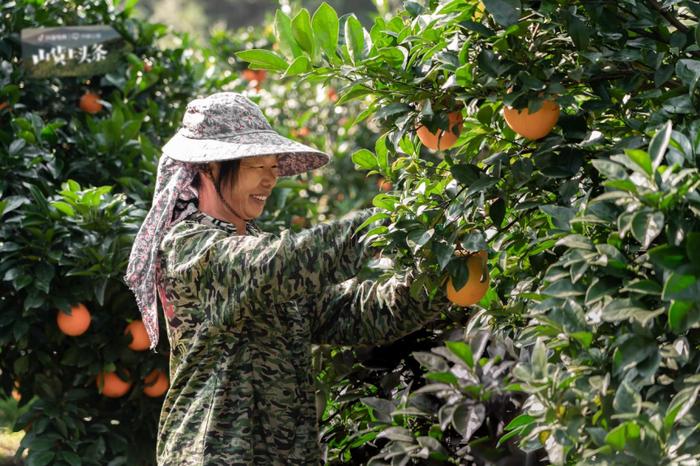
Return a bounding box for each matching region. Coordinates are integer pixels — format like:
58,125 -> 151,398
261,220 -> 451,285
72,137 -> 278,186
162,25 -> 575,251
377,177 -> 393,191
503,98 -> 560,140
96,369 -> 132,398
143,369 -> 169,397
79,91 -> 102,114
57,303 -> 92,336
446,250 -> 490,307
124,319 -> 151,351
416,111 -> 463,151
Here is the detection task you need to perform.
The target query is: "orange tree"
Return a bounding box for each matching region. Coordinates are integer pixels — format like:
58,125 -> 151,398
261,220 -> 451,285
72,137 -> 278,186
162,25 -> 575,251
239,0 -> 700,464
1,1 -> 388,465
0,0 -> 244,464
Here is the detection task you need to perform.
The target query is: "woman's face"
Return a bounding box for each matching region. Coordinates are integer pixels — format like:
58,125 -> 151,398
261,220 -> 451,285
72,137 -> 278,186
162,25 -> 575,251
220,155 -> 279,219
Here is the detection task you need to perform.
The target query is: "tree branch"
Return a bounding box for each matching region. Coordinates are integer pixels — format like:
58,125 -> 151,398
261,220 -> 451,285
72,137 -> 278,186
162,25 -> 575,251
646,0 -> 689,33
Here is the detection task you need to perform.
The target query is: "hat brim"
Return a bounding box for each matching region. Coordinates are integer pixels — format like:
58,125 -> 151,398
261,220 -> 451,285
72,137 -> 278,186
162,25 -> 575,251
162,130 -> 330,177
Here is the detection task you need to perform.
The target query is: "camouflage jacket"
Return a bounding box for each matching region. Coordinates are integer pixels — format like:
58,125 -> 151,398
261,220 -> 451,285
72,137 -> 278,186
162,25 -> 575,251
156,201 -> 451,465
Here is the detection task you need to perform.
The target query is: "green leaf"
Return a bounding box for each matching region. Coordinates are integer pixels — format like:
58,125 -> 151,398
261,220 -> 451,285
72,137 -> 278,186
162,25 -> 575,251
34,263 -> 54,294
686,232 -> 700,266
27,451 -> 55,466
336,84 -> 373,105
292,9 -> 315,58
649,244 -> 686,269
351,149 -> 377,170
623,149 -> 652,176
592,159 -> 627,179
613,380 -> 641,415
540,205 -> 575,230
482,0 -> 521,27
668,300 -> 700,333
531,337 -> 547,378
51,200 -> 75,216
602,298 -> 649,322
663,274 -> 700,301
406,228 -> 434,254
274,10 -> 303,59
489,198 -> 506,228
631,210 -> 664,249
665,384 -> 700,428
504,414 -> 535,431
450,164 -> 480,185
312,2 -> 339,62
354,212 -> 390,234
431,240 -> 455,271
567,12 -> 591,49
649,121 -> 672,172
234,49 -> 289,71
621,279 -> 662,296
445,341 -> 473,368
372,193 -> 397,210
344,14 -> 365,64
425,371 -> 459,385
675,59 -> 700,95
282,55 -> 310,77
375,134 -> 389,175
605,422 -> 640,451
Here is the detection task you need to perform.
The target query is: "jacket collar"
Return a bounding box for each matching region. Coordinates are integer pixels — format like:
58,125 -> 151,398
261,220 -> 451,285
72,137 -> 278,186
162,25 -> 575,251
174,197 -> 262,236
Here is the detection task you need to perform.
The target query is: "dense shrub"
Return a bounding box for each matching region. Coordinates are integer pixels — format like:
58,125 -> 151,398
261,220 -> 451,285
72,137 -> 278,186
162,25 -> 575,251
239,0 -> 700,463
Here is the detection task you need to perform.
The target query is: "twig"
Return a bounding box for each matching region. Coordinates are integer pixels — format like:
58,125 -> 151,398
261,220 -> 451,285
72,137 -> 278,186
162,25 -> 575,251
646,0 -> 689,33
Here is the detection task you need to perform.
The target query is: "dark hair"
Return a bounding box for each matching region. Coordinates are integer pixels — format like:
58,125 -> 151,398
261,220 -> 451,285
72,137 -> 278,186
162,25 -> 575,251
192,159 -> 241,195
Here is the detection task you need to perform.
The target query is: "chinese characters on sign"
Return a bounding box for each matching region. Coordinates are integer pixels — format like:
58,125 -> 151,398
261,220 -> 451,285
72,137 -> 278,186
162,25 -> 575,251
21,25 -> 132,78
31,44 -> 108,66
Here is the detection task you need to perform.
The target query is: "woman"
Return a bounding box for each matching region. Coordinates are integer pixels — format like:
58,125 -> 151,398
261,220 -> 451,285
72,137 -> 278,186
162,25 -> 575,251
124,92 -> 450,465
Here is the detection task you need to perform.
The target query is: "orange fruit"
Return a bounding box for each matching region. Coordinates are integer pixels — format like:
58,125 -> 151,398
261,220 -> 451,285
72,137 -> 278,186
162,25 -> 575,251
293,127 -> 310,137
124,320 -> 151,351
79,92 -> 102,114
327,87 -> 338,102
416,111 -> 463,151
11,380 -> 20,401
143,59 -> 153,72
446,250 -> 490,306
96,369 -> 132,398
57,303 -> 91,336
0,101 -> 8,111
377,178 -> 393,191
503,99 -> 560,140
290,215 -> 306,228
143,369 -> 169,397
242,69 -> 266,82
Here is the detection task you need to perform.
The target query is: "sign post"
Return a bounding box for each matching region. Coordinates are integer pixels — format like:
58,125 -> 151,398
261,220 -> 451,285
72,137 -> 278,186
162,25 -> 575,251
21,25 -> 132,78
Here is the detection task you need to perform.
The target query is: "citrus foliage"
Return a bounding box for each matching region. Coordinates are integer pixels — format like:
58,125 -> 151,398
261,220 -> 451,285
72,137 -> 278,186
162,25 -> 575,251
239,0 -> 700,463
1,0 -> 393,462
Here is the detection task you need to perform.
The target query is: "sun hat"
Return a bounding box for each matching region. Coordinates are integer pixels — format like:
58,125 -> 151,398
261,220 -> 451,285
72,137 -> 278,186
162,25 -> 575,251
124,91 -> 332,352
161,91 -> 330,176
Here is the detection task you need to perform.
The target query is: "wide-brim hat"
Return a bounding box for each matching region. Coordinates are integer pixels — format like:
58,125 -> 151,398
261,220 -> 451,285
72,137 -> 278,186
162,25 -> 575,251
162,92 -> 330,177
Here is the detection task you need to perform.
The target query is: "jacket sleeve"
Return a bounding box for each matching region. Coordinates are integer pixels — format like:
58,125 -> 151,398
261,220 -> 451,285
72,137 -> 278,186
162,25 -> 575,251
159,208 -> 382,328
303,270 -> 452,346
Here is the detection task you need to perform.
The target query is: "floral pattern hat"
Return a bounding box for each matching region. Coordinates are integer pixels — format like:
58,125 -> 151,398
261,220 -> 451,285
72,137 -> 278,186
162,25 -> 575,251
162,91 -> 329,174
124,91 -> 331,351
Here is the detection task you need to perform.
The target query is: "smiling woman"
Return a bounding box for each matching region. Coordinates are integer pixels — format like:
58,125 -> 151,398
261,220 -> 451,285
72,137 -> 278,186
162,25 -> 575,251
193,155 -> 279,235
124,92 -> 451,466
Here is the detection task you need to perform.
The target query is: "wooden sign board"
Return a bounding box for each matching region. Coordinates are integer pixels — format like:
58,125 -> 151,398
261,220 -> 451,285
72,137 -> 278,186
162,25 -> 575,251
21,25 -> 132,78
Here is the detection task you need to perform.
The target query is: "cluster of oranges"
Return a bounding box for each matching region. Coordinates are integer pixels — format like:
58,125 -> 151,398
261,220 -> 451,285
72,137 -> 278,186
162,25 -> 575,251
412,92 -> 560,307
416,97 -> 560,152
55,303 -> 169,399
